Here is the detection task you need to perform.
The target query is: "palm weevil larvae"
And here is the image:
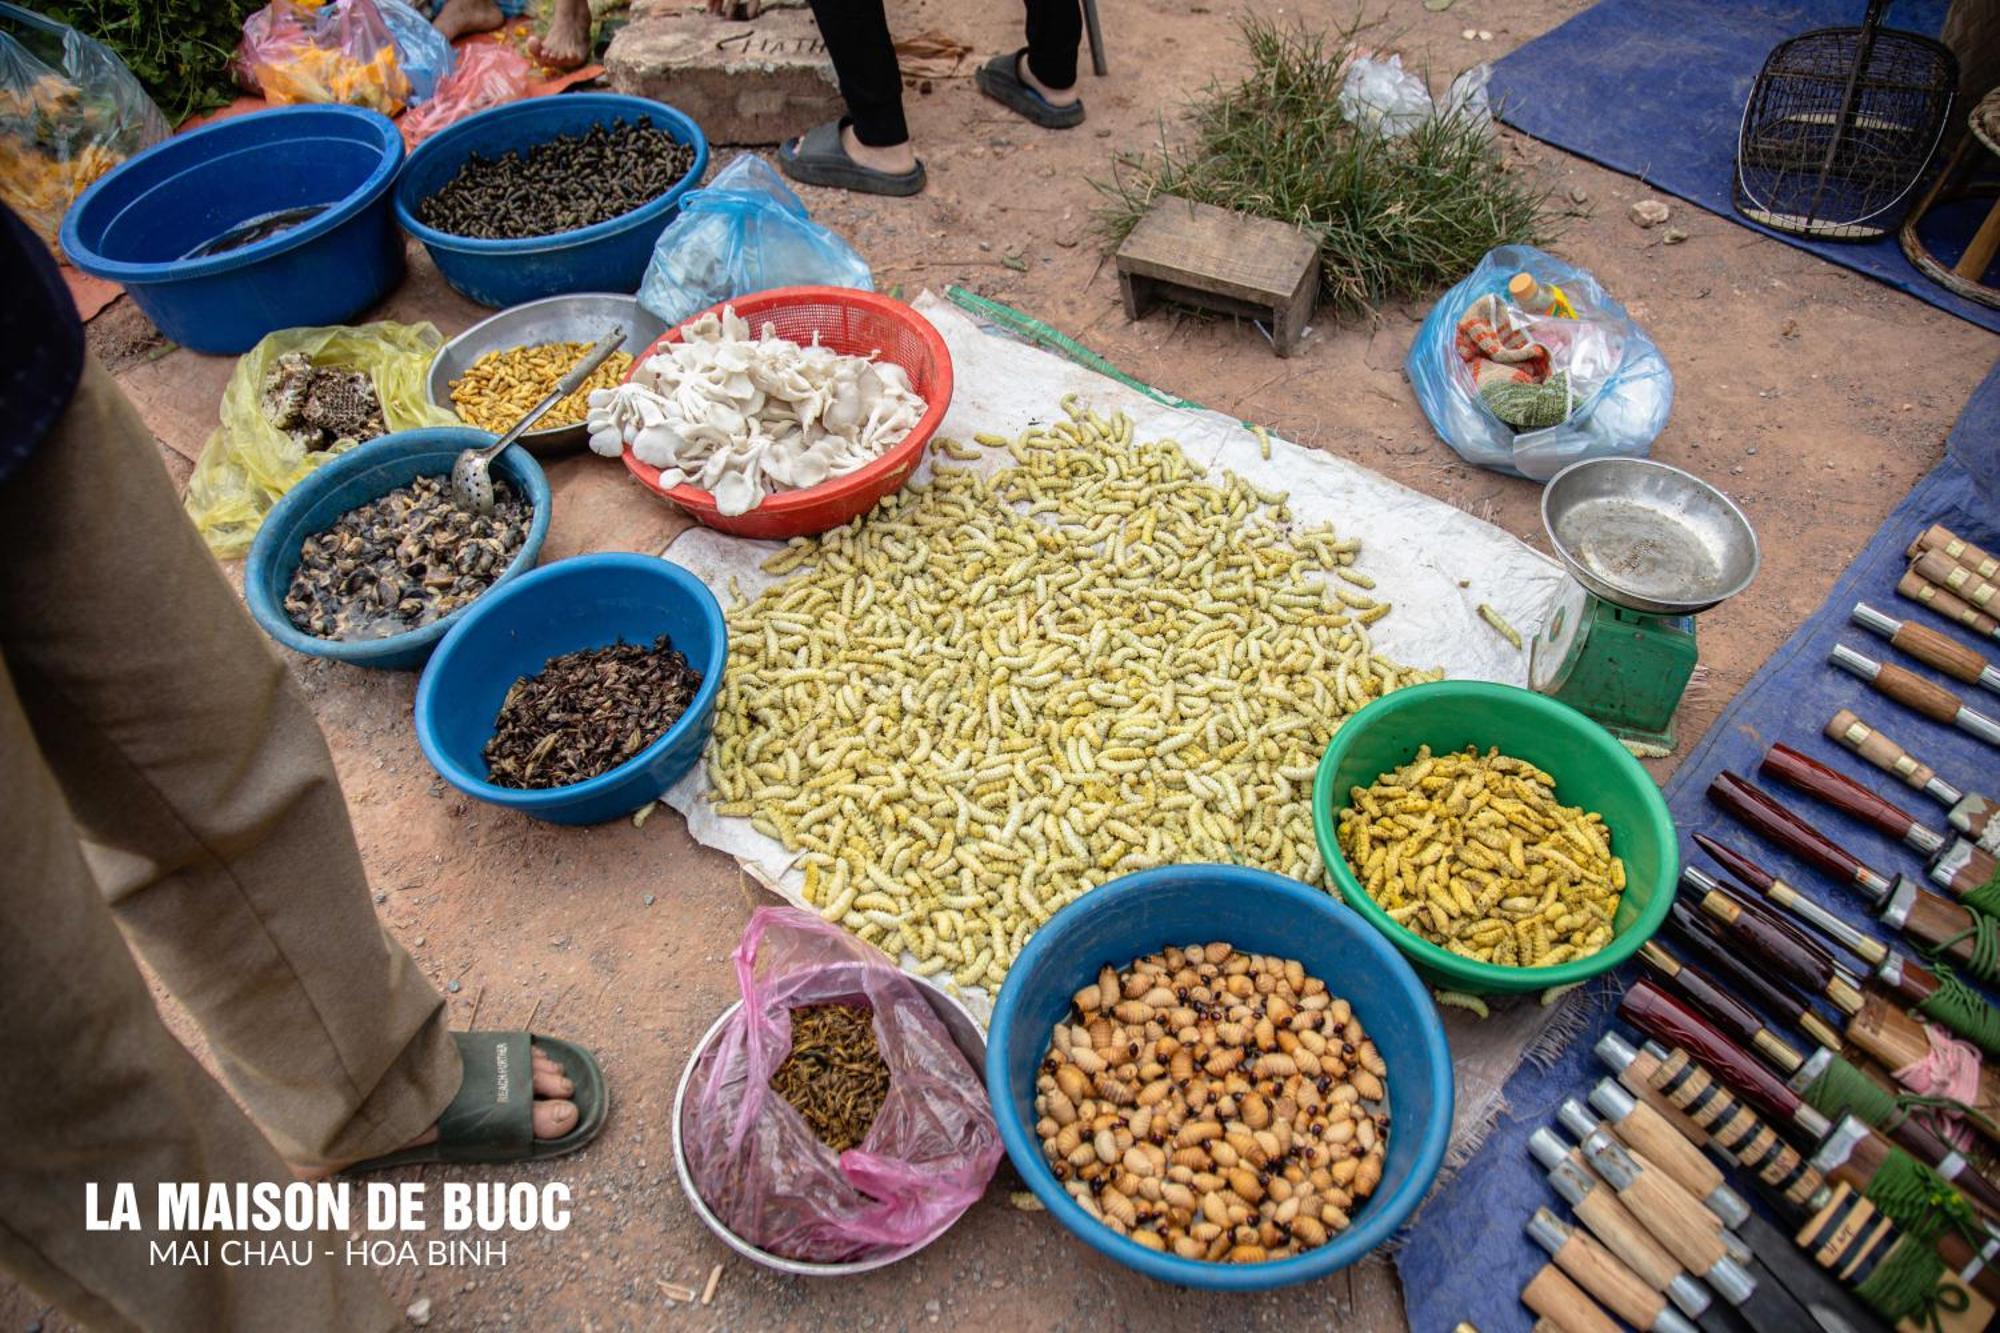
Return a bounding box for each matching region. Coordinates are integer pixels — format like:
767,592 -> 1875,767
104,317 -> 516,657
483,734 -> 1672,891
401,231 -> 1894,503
1477,602 -> 1523,651
450,341 -> 633,435
1034,944 -> 1388,1261
705,400 -> 1441,990
1337,746 -> 1624,966
284,474 -> 529,641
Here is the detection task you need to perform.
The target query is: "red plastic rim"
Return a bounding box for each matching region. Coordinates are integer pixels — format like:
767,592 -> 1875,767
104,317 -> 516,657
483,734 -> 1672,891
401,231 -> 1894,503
618,287 -> 955,539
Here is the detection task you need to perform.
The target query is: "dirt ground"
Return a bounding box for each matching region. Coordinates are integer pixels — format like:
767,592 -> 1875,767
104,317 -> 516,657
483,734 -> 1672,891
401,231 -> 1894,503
8,0 -> 1998,1329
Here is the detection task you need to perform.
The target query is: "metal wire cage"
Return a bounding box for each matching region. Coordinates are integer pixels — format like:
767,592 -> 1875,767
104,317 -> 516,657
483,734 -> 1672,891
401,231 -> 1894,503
1734,0 -> 1957,241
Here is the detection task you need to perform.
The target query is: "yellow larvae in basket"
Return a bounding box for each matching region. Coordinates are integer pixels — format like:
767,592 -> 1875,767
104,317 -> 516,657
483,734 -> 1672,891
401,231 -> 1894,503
1335,745 -> 1623,967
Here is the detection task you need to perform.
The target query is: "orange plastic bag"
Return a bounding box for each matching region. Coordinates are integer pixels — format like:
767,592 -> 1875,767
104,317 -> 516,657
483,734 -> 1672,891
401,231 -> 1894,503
399,42 -> 534,147
236,0 -> 410,116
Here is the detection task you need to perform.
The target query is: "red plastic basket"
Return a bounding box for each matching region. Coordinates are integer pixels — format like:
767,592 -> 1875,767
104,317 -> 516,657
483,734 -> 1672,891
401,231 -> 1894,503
620,287 -> 954,540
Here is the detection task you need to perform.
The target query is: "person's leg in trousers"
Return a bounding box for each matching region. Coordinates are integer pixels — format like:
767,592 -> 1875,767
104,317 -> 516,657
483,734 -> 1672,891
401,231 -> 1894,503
1022,0 -> 1082,95
0,657 -> 400,1333
0,360 -> 461,1171
805,0 -> 908,147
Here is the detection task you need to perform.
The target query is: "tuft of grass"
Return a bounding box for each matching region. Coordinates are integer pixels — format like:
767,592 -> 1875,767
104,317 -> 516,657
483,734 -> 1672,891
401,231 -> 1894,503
1094,14 -> 1558,319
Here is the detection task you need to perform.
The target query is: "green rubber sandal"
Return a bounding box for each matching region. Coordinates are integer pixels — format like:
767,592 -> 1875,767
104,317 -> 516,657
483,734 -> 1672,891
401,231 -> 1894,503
344,1031 -> 608,1172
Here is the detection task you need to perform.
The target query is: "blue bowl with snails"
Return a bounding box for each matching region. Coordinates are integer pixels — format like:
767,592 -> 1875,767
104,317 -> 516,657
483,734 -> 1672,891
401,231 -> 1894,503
985,864 -> 1454,1290
244,427 -> 550,671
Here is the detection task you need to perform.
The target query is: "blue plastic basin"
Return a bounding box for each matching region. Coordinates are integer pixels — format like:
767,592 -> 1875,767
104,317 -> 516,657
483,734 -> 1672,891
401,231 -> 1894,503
413,553 -> 727,826
61,105 -> 405,354
986,865 -> 1454,1291
244,428 -> 550,672
394,94 -> 709,308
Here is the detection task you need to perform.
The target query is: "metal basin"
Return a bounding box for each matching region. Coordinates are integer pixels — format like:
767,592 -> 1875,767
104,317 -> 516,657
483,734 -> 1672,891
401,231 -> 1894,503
670,964 -> 987,1276
426,293 -> 665,456
1541,457 -> 1760,615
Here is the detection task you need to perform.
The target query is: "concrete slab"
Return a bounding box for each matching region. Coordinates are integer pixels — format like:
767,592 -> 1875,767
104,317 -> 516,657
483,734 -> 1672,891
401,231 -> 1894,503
605,5 -> 840,146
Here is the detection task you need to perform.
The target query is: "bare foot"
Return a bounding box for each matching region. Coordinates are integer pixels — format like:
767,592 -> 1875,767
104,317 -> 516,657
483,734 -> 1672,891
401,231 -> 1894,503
1019,53 -> 1078,107
841,124 -> 918,177
530,0 -> 592,68
432,0 -> 504,43
296,1045 -> 577,1178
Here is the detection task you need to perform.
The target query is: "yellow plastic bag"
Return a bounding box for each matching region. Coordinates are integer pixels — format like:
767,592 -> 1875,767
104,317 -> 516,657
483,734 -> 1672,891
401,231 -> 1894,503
186,321 -> 460,557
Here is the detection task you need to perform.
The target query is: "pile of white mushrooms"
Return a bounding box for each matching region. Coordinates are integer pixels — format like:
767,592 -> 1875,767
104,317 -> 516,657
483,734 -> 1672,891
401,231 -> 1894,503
585,307 -> 927,516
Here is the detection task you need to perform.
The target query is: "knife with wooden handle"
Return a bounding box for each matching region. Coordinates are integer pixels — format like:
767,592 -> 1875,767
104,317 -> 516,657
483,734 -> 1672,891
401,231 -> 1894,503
1910,524 -> 2000,581
1642,933 -> 1810,1072
1528,1209 -> 1699,1333
1588,1073 -> 1751,1227
1523,1263 -> 1621,1333
1620,980 -> 2000,1222
1708,773 -> 1988,970
1530,1135 -> 1720,1318
1761,742 -> 2000,896
1829,644 -> 2000,748
1852,602 -> 2000,695
1916,548 -> 2000,612
1898,567 -> 2000,644
1557,1099 -> 1746,1275
1826,711 -> 2000,854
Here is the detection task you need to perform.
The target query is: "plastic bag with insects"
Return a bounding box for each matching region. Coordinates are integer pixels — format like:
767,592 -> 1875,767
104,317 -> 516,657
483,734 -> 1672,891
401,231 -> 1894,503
683,907 -> 1001,1263
0,2 -> 169,252
1407,243 -> 1673,481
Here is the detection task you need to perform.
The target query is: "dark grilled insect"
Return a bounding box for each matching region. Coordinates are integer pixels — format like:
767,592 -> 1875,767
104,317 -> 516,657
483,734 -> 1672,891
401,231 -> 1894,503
415,119 -> 699,241
283,474 -> 530,641
768,1004 -> 892,1153
483,635 -> 702,789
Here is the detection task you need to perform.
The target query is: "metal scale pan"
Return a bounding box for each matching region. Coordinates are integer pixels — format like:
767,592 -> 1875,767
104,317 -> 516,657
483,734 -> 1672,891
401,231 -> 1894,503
1541,457 -> 1762,616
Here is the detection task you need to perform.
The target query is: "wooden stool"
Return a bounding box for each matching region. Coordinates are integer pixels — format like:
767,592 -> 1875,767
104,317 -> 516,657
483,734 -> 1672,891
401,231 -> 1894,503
1901,87 -> 2000,309
1114,195 -> 1321,357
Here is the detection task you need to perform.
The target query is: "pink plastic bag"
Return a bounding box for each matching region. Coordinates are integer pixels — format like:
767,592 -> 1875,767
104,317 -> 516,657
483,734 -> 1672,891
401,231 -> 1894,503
398,42 -> 534,147
236,0 -> 410,115
684,908 -> 1000,1263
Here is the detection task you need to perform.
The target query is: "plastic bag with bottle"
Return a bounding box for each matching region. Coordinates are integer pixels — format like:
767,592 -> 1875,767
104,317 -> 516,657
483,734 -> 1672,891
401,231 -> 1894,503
1407,244 -> 1673,481
637,153 -> 873,326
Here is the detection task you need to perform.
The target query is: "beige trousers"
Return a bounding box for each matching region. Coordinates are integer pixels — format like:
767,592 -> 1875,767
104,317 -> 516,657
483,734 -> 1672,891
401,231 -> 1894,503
0,362 -> 461,1331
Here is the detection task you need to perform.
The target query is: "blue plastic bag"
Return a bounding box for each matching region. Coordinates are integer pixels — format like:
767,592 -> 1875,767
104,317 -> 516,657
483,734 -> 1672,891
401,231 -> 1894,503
1407,244 -> 1672,482
638,153 -> 872,325
375,0 -> 453,104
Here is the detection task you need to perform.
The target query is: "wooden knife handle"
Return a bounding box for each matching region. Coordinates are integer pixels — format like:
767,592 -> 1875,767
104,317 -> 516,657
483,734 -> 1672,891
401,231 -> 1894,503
1911,524 -> 2000,580
1708,772 -> 1866,886
1607,1098 -> 1728,1201
1573,1181 -> 1687,1293
1874,660 -> 1968,724
1893,620 -> 1993,686
1555,1230 -> 1668,1330
1827,709 -> 1938,791
1918,549 -> 2000,610
1640,1049 -> 1825,1207
1523,1265 -> 1621,1333
1901,567 -> 2000,636
1614,1154 -> 1731,1273
1642,939 -> 1781,1054
1902,888 -> 1983,965
1621,980 -> 1803,1121
1848,996 -> 2000,1146
1762,743 -> 1924,842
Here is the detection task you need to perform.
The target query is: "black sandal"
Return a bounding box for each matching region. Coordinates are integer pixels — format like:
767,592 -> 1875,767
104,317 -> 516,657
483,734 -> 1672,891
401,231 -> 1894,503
343,1031 -> 608,1171
778,120 -> 926,197
975,49 -> 1085,129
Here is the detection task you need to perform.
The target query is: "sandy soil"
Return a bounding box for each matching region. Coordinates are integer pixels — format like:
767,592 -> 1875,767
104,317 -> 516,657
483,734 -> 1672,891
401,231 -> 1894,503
8,0 -> 1996,1330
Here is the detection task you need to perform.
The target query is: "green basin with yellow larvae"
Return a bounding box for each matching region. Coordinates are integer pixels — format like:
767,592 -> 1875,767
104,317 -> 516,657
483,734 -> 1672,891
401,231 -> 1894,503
1312,680 -> 1676,996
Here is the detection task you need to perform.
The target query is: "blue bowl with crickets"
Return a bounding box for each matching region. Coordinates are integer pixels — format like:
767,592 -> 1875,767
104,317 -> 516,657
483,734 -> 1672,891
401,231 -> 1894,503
986,864 -> 1454,1290
413,553 -> 727,826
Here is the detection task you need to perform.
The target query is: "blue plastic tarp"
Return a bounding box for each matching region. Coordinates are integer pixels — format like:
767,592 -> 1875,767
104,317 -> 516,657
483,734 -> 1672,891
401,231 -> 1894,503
1396,356 -> 2000,1332
1487,0 -> 2000,335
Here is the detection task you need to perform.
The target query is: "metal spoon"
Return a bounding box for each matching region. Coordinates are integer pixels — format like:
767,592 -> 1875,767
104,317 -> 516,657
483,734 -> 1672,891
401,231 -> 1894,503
451,324 -> 627,514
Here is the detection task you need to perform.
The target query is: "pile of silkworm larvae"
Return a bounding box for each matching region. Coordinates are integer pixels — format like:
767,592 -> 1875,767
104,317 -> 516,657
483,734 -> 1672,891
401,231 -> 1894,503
1336,745 -> 1625,967
1034,944 -> 1387,1262
706,401 -> 1440,990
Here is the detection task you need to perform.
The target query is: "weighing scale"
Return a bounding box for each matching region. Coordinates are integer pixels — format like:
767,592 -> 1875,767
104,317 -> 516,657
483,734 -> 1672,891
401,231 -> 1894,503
1530,458 -> 1761,751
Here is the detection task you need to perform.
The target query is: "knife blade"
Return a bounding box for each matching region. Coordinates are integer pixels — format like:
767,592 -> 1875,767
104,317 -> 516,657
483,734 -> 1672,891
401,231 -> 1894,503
1824,710 -> 2000,854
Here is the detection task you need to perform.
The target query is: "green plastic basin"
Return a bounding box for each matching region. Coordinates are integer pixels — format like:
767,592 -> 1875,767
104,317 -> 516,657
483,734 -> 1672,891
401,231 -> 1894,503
1311,680 -> 1676,995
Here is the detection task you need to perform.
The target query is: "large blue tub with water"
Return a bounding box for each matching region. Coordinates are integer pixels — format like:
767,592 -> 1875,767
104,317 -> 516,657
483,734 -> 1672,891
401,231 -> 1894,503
61,105 -> 404,354
394,93 -> 708,309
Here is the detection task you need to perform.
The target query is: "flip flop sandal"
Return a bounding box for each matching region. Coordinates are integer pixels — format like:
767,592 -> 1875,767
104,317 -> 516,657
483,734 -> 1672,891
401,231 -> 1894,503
975,49 -> 1085,129
778,120 -> 926,198
344,1031 -> 608,1172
